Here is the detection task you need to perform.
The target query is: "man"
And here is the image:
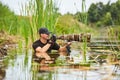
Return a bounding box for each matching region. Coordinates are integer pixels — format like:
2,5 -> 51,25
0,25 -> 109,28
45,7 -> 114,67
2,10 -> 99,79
32,27 -> 71,64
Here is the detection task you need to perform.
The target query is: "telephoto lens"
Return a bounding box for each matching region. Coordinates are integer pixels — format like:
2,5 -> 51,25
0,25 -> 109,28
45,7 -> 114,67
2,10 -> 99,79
57,33 -> 91,42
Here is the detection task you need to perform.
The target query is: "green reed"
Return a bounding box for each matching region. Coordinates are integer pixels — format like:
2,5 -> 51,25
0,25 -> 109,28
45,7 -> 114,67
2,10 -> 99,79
106,26 -> 120,64
107,27 -> 119,51
21,0 -> 59,79
82,37 -> 87,63
27,0 -> 59,42
18,0 -> 59,49
80,0 -> 88,63
81,0 -> 87,25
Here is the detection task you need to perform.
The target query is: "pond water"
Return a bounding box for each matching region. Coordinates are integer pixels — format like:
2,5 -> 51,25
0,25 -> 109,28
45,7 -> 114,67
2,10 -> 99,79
4,50 -> 32,80
1,49 -> 120,80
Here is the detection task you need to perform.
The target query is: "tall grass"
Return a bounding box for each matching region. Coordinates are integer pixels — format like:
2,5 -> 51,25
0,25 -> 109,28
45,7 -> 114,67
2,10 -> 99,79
20,0 -> 59,79
22,0 -> 59,44
107,26 -> 120,57
81,0 -> 87,25
107,27 -> 120,64
80,0 -> 88,64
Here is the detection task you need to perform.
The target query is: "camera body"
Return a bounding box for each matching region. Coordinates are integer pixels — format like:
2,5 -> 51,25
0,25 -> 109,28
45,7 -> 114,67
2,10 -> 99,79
50,34 -> 57,42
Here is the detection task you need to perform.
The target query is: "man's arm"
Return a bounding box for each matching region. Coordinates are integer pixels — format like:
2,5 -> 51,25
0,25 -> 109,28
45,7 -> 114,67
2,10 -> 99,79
58,42 -> 71,52
35,43 -> 51,53
58,42 -> 71,56
35,43 -> 52,60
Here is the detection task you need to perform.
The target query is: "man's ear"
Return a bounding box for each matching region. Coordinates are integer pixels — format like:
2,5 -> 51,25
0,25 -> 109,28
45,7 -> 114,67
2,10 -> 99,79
40,34 -> 43,37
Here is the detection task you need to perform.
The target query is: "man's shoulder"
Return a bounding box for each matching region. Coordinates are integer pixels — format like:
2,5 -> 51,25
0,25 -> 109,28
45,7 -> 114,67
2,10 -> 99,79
33,40 -> 40,44
32,40 -> 41,50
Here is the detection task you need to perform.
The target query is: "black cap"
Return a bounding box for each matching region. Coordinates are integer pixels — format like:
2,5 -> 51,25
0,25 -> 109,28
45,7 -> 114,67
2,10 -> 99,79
39,27 -> 50,35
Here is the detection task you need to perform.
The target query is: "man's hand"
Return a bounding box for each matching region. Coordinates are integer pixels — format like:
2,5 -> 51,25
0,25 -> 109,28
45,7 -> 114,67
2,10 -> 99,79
66,42 -> 72,55
48,34 -> 57,44
48,39 -> 54,44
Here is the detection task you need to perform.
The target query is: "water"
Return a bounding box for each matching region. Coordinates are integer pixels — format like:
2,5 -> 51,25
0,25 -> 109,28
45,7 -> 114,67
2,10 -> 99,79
4,50 -> 32,80
1,49 -> 120,80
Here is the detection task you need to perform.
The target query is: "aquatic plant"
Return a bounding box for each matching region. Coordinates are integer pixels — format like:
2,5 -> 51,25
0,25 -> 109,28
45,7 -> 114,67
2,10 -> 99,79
80,0 -> 89,64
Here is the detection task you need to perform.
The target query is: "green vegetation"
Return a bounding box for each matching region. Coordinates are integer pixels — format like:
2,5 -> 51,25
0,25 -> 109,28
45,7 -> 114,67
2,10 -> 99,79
24,0 -> 60,42
0,2 -> 15,33
74,0 -> 120,27
0,0 -> 120,39
0,0 -> 96,48
87,0 -> 120,26
1,0 -> 120,41
55,14 -> 95,35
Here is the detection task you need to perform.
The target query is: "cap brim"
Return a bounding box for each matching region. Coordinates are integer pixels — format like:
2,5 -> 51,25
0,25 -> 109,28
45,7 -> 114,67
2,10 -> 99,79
45,32 -> 51,35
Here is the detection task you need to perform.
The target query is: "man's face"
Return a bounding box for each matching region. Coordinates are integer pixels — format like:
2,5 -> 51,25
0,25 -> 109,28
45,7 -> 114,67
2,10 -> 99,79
40,33 -> 49,40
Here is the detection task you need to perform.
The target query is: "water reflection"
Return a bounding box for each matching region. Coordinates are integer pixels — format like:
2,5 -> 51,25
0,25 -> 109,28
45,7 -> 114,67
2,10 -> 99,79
4,50 -> 32,80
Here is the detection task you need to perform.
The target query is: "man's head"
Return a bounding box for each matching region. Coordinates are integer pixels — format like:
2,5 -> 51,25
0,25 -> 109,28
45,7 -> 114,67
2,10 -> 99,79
39,27 -> 50,35
39,27 -> 50,40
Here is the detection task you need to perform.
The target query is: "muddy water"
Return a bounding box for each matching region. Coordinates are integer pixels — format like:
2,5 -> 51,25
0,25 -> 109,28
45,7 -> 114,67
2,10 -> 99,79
1,49 -> 120,80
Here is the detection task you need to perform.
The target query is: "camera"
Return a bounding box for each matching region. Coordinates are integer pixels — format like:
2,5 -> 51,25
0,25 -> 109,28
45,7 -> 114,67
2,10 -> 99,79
50,34 -> 57,42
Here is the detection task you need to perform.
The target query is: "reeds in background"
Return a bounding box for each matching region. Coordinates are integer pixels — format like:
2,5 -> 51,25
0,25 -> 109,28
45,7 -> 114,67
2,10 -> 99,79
21,0 -> 59,45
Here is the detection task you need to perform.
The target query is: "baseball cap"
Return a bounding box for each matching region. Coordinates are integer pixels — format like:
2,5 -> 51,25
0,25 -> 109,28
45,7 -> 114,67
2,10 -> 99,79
39,27 -> 50,35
